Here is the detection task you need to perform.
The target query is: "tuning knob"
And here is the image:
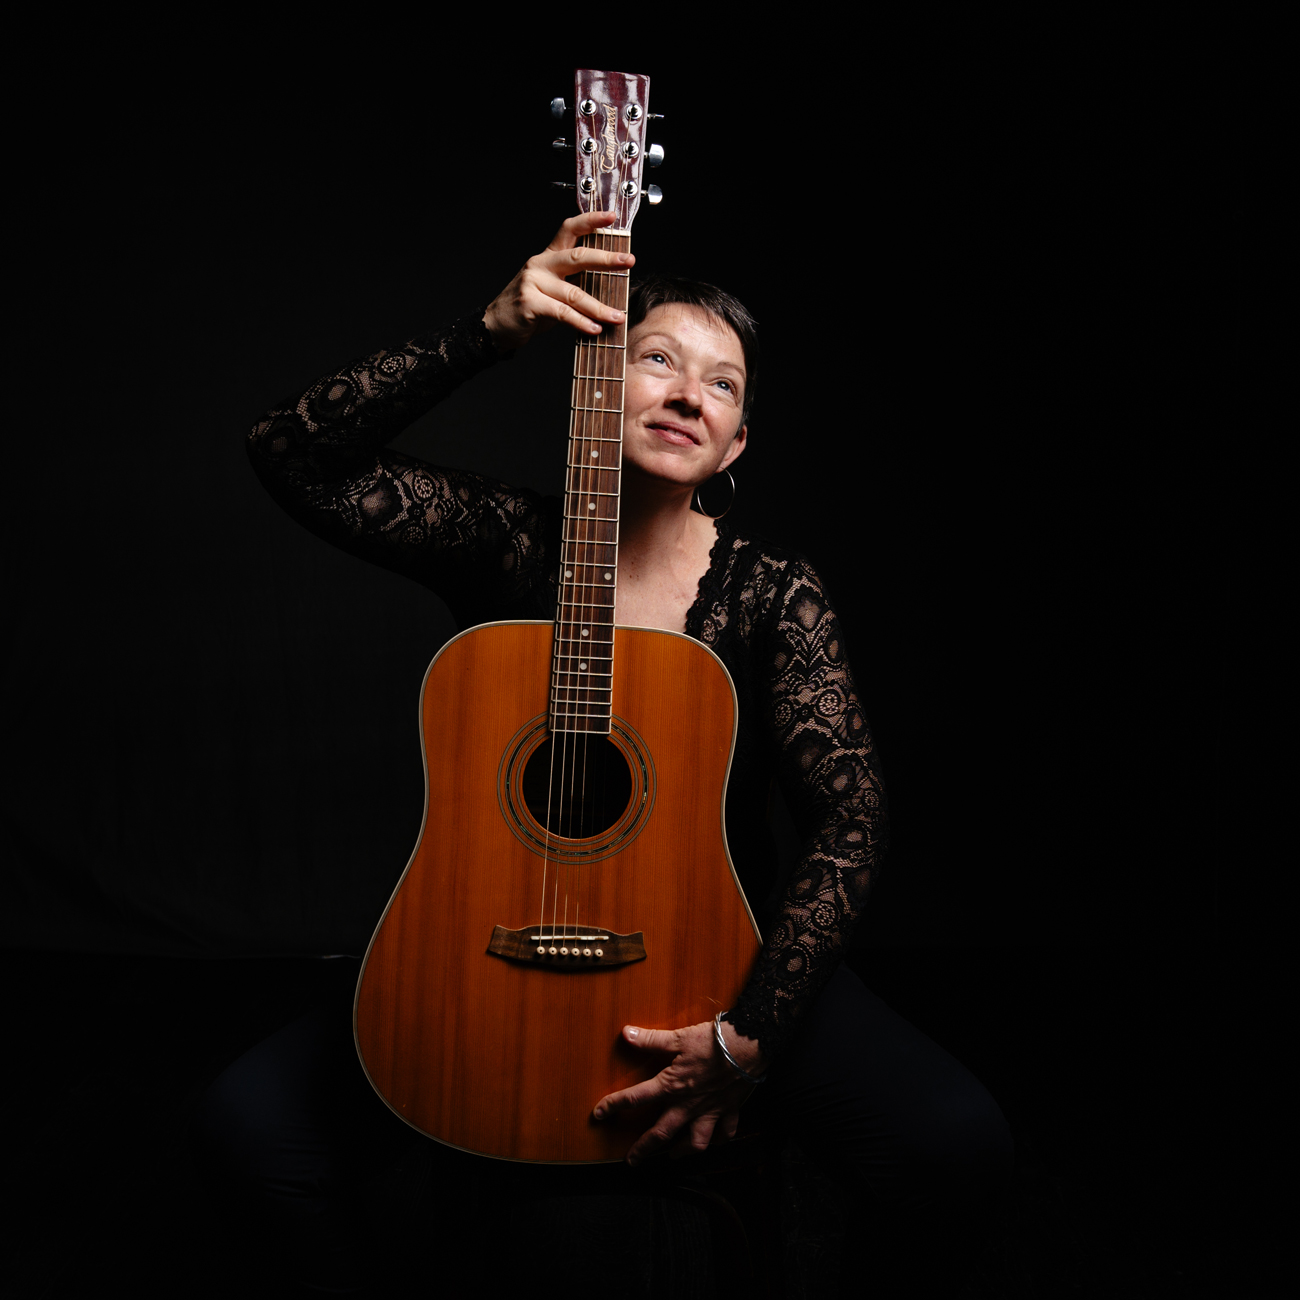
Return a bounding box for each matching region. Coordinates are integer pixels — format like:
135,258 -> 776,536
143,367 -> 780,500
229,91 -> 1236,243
643,184 -> 663,206
645,143 -> 665,168
551,138 -> 570,151
550,97 -> 567,119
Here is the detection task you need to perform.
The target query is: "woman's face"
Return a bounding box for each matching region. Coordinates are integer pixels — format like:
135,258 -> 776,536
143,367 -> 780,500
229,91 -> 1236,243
621,304 -> 748,487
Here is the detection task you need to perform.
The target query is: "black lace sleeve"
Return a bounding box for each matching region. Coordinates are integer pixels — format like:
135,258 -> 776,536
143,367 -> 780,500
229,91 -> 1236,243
725,559 -> 887,1061
246,314 -> 559,627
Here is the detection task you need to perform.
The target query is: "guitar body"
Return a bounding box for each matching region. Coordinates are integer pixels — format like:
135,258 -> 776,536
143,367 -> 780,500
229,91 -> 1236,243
354,621 -> 761,1163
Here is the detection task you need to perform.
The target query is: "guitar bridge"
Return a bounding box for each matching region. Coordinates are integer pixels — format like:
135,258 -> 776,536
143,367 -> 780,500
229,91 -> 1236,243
487,924 -> 646,967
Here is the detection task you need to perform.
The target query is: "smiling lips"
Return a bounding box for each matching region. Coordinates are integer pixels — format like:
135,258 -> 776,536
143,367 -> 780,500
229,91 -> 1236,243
647,421 -> 699,445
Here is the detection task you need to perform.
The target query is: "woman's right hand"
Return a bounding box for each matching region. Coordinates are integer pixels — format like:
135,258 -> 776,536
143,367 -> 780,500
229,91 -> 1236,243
483,210 -> 635,351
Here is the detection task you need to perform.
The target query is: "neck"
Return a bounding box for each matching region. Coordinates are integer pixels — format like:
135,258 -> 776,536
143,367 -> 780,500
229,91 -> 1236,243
618,465 -> 714,572
550,229 -> 631,737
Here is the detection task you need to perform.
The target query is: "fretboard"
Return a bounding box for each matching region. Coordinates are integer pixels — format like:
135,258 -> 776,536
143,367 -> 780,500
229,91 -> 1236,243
551,230 -> 630,735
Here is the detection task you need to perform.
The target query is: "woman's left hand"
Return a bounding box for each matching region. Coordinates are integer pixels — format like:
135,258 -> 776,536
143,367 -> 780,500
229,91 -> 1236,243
592,1019 -> 768,1165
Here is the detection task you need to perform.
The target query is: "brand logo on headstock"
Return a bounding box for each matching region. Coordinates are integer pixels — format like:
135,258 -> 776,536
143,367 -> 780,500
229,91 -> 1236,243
599,103 -> 619,174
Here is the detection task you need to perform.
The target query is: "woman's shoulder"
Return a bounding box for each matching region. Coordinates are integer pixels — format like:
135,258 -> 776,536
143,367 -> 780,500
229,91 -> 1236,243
712,518 -> 828,604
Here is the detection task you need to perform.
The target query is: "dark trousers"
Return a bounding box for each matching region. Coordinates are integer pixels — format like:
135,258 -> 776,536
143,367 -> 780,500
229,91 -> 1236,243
193,962 -> 1012,1296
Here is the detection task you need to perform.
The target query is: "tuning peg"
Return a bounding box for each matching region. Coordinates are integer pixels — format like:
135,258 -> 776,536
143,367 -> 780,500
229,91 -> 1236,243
550,97 -> 567,119
648,112 -> 665,121
643,184 -> 663,206
551,138 -> 570,151
645,143 -> 665,168
551,181 -> 575,191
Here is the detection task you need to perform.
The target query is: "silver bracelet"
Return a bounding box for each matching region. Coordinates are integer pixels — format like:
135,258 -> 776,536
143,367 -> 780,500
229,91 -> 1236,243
713,1011 -> 767,1084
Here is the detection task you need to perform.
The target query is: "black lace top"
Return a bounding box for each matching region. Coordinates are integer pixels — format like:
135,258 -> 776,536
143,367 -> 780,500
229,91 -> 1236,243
247,315 -> 887,1061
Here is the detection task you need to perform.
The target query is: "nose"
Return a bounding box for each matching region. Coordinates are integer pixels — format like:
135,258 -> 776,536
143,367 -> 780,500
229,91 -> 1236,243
665,368 -> 704,415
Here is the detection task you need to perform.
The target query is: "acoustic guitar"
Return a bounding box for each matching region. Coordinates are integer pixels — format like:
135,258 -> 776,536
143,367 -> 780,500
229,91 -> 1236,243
354,68 -> 761,1163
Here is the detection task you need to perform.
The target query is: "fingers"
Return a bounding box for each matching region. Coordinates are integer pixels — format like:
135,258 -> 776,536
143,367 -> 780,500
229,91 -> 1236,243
622,1024 -> 678,1053
528,246 -> 634,331
592,1074 -> 666,1121
484,229 -> 634,350
546,209 -> 622,250
626,1105 -> 729,1167
624,1103 -> 694,1166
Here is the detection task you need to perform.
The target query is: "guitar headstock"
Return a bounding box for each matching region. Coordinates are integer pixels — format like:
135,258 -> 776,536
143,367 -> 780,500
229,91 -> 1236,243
565,69 -> 655,232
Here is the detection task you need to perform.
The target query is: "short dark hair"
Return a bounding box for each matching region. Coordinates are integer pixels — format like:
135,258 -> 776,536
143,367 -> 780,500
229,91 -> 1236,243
626,274 -> 758,429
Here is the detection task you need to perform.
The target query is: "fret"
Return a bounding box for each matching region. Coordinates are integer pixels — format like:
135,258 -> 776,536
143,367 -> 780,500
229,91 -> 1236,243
571,405 -> 625,414
555,601 -> 615,612
557,581 -> 618,589
554,619 -> 615,632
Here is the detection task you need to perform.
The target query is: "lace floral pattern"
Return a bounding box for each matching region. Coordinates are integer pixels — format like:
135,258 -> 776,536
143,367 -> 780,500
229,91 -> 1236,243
248,316 -> 887,1060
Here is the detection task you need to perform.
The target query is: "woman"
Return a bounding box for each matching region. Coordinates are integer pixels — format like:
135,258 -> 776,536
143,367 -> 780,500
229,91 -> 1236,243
207,209 -> 1010,1292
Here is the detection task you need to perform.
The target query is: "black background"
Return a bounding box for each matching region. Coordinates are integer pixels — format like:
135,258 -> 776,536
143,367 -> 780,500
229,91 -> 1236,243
4,25 -> 1270,1298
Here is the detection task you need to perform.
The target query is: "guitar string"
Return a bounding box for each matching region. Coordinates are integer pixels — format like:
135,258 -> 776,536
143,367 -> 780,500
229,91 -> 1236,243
543,167 -> 634,952
571,235 -> 610,945
555,234 -> 599,951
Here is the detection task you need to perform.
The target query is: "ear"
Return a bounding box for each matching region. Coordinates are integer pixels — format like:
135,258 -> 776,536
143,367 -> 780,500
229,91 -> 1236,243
719,424 -> 747,472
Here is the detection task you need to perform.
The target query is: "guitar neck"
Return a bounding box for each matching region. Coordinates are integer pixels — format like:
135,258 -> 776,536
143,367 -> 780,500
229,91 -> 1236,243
551,230 -> 631,736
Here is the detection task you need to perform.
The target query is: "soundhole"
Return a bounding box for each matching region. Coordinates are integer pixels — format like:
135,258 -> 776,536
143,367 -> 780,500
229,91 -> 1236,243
520,736 -> 633,839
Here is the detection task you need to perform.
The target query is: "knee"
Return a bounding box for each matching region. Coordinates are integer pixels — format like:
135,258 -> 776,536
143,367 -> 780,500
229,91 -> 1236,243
911,1077 -> 1014,1204
189,1067 -> 270,1190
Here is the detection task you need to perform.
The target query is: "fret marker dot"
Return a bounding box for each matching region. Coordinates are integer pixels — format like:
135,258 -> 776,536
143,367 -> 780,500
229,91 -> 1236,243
565,570 -> 572,578
588,501 -> 596,510
595,390 -> 603,398
590,451 -> 598,460
579,662 -> 587,670
581,628 -> 589,638
604,572 -> 612,580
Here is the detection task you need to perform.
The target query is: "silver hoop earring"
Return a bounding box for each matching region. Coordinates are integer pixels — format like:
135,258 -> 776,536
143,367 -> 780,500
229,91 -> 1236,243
691,469 -> 736,519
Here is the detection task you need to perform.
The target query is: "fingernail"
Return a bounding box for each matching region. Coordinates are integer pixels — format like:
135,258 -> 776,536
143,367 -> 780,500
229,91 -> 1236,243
593,1106 -> 605,1120
626,1025 -> 639,1039
618,254 -> 633,264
